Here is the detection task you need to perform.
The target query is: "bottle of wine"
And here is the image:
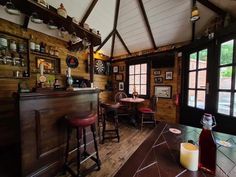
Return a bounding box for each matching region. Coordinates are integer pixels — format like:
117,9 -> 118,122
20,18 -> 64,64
199,113 -> 217,175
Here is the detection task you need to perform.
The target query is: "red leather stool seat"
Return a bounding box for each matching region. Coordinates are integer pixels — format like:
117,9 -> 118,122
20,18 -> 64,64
67,113 -> 97,127
138,107 -> 154,113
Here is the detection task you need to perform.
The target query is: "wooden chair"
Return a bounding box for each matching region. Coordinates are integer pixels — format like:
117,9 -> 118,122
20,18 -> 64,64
100,103 -> 120,143
114,92 -> 130,117
138,95 -> 158,130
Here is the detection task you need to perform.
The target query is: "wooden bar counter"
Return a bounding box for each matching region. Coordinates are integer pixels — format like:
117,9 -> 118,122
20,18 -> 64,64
15,89 -> 99,177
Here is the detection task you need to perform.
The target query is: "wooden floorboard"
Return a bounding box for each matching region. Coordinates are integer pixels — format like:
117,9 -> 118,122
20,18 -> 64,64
59,122 -> 153,177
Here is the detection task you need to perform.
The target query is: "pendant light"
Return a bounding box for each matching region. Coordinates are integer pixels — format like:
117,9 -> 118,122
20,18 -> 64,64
31,12 -> 43,24
190,0 -> 200,22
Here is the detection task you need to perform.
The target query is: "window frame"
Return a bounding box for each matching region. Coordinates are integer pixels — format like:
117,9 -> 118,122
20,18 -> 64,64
125,59 -> 151,99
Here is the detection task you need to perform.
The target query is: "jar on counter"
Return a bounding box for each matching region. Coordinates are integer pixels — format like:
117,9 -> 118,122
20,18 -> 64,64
57,3 -> 67,18
0,36 -> 8,49
10,40 -> 17,51
35,42 -> 40,52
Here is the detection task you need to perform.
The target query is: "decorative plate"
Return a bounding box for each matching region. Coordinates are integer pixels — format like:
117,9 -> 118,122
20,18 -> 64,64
66,55 -> 79,68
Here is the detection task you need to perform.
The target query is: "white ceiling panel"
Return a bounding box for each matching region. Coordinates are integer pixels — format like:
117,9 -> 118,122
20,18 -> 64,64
87,0 -> 116,56
113,35 -> 128,56
4,0 -> 234,58
117,0 -> 152,54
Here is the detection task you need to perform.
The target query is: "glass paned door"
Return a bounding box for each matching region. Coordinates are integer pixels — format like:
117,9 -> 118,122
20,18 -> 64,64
187,49 -> 208,110
217,39 -> 235,116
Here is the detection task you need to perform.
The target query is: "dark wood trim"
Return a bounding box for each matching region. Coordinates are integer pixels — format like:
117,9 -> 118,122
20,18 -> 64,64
90,43 -> 94,82
113,0 -> 121,30
22,16 -> 30,29
110,0 -> 121,58
137,0 -> 157,50
197,0 -> 226,17
116,30 -> 131,55
80,0 -> 99,25
111,32 -> 116,58
192,22 -> 196,41
96,30 -> 115,52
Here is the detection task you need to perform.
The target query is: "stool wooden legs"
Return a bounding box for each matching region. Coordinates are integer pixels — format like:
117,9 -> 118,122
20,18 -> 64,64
91,124 -> 101,170
76,128 -> 81,176
64,124 -> 100,177
102,112 -> 120,143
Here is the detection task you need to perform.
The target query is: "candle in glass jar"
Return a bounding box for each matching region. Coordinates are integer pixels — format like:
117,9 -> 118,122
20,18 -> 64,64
40,63 -> 44,75
180,143 -> 199,171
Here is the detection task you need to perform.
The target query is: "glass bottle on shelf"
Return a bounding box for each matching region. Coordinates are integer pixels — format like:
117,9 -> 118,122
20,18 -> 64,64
199,113 -> 217,175
29,35 -> 35,51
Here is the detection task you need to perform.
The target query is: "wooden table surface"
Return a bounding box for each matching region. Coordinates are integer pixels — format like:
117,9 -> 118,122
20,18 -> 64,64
114,122 -> 236,177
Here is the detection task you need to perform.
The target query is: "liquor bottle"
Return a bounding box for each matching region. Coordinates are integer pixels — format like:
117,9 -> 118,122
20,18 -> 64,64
199,113 -> 217,175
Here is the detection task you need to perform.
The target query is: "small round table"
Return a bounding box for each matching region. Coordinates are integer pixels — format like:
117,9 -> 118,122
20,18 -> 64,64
120,98 -> 145,126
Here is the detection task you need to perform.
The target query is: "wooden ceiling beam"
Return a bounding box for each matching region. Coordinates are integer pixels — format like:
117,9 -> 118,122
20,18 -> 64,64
80,0 -> 99,25
96,29 -> 115,52
137,0 -> 157,50
111,0 -> 121,58
197,0 -> 226,17
116,30 -> 131,55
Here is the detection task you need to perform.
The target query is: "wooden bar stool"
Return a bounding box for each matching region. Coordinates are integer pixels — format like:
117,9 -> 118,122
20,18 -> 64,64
100,103 -> 120,143
64,113 -> 101,177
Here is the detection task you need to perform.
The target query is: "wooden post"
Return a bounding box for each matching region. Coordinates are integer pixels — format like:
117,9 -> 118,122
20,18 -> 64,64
89,43 -> 94,83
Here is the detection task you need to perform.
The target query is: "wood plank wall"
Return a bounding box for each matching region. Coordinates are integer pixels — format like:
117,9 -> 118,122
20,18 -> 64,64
0,18 -> 110,147
112,53 -> 182,124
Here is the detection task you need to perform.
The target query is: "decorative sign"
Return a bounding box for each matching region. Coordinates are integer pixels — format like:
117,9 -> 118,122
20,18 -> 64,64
66,55 -> 79,68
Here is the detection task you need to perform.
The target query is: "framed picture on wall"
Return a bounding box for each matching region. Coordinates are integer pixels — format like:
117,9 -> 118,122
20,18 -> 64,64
154,77 -> 163,84
113,66 -> 119,73
119,65 -> 125,72
154,85 -> 172,99
165,71 -> 173,80
153,70 -> 161,75
115,74 -> 123,81
118,82 -> 124,91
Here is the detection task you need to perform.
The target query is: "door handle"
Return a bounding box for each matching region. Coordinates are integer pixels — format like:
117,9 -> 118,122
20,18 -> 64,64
206,82 -> 209,94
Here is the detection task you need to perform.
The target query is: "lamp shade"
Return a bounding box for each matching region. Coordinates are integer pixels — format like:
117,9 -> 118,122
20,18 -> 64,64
190,5 -> 200,22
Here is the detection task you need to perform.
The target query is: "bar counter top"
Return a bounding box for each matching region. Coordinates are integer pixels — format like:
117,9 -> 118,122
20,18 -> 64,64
16,88 -> 100,100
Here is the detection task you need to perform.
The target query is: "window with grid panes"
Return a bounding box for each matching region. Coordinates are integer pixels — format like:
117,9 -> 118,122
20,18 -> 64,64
128,63 -> 148,97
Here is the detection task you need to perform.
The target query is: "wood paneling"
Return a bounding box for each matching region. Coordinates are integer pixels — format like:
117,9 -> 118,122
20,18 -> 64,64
17,90 -> 99,177
0,18 -> 110,149
112,50 -> 182,124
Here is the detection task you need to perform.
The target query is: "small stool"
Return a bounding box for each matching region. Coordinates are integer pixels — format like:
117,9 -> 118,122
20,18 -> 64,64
100,103 -> 120,143
64,113 -> 101,177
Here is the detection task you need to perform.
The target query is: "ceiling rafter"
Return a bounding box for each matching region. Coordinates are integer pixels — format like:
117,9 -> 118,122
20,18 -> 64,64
96,29 -> 115,52
111,0 -> 121,58
197,0 -> 226,17
80,0 -> 99,25
116,30 -> 131,55
137,0 -> 157,50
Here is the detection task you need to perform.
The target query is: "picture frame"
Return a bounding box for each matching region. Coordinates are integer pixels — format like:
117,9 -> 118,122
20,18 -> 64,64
154,77 -> 163,84
115,74 -> 123,81
153,70 -> 161,75
154,85 -> 172,99
165,71 -> 173,80
113,66 -> 119,73
118,82 -> 124,91
119,65 -> 125,72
